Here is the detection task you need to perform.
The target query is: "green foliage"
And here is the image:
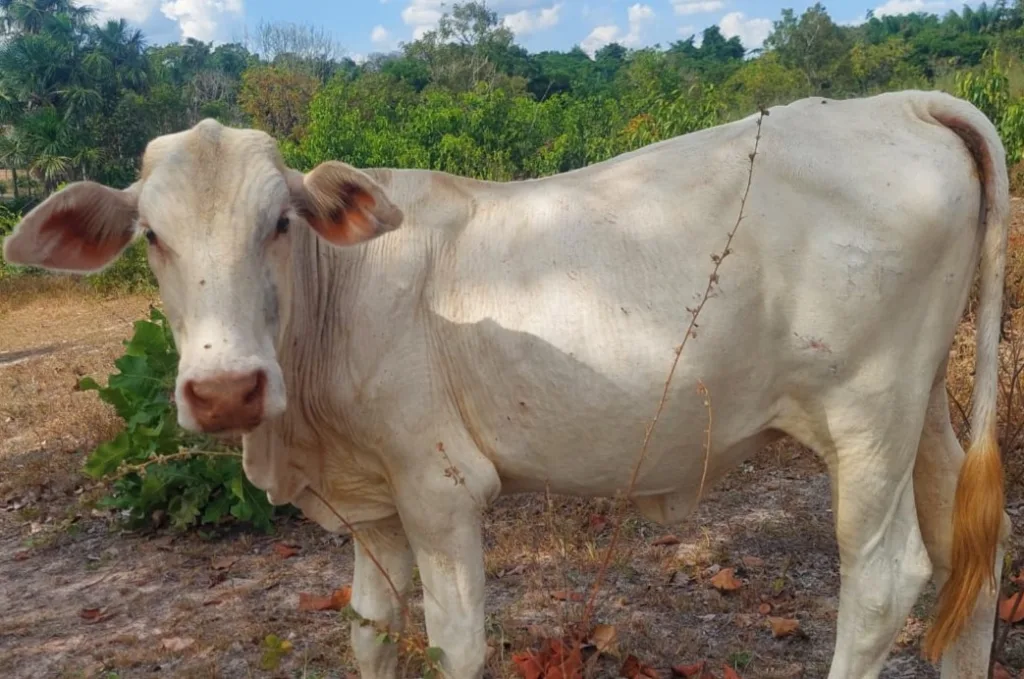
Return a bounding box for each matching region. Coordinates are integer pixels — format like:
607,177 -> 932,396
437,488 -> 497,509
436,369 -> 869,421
259,634 -> 293,670
956,50 -> 1024,164
0,203 -> 35,281
79,306 -> 280,533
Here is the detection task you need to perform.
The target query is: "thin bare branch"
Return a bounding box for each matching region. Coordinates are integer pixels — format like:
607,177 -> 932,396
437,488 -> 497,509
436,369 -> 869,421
580,106 -> 769,630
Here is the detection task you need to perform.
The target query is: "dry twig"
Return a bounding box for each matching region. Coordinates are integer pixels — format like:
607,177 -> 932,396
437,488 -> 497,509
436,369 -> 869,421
580,106 -> 769,630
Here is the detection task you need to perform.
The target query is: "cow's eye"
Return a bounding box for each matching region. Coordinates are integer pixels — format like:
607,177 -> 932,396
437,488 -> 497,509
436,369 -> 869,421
144,229 -> 158,246
276,215 -> 290,236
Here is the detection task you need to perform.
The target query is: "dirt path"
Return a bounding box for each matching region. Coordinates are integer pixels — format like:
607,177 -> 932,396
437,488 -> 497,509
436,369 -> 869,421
0,278 -> 1022,678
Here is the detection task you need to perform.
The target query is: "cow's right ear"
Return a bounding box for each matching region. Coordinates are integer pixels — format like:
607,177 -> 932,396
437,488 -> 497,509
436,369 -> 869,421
2,181 -> 141,273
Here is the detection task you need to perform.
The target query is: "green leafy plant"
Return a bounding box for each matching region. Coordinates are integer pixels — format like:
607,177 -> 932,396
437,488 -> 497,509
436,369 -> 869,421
259,634 -> 293,670
955,49 -> 1024,165
80,306 -> 281,532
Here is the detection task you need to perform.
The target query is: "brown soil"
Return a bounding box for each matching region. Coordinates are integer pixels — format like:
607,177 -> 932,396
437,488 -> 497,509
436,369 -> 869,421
2,219 -> 1024,678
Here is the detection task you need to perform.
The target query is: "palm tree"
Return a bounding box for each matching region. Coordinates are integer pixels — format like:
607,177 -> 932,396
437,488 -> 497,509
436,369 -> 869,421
0,128 -> 29,199
20,106 -> 72,192
2,0 -> 91,35
86,19 -> 149,93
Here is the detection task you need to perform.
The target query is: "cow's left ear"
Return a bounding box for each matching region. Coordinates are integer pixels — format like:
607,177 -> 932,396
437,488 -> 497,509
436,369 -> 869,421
287,162 -> 403,247
3,181 -> 141,273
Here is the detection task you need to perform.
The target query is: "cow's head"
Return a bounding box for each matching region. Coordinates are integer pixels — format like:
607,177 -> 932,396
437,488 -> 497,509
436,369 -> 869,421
2,119 -> 403,435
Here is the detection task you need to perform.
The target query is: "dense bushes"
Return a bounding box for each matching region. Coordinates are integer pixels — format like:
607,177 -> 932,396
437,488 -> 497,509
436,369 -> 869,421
79,307 -> 283,532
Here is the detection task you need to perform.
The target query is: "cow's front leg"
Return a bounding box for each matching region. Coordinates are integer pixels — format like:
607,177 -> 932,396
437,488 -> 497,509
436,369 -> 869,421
405,507 -> 488,678
391,439 -> 499,679
350,516 -> 414,679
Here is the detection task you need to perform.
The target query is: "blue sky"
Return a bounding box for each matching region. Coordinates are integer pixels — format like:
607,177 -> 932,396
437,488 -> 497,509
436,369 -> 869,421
90,0 -> 988,59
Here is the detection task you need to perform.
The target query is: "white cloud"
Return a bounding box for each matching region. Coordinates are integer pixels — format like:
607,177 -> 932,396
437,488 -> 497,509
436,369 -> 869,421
581,24 -> 619,56
160,0 -> 243,42
580,3 -> 654,56
89,0 -> 161,24
623,3 -> 655,46
489,0 -> 546,9
676,24 -> 697,37
872,0 -> 957,16
503,3 -> 562,36
87,0 -> 243,41
371,24 -> 391,45
672,0 -> 724,15
719,11 -> 771,49
402,0 -> 444,39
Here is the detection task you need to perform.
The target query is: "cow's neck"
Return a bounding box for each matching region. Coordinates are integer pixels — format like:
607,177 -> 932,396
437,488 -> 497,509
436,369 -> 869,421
267,217 -> 365,449
272,167 -> 501,444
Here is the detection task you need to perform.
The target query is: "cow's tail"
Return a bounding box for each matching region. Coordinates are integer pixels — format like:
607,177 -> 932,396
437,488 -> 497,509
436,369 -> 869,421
921,92 -> 1010,662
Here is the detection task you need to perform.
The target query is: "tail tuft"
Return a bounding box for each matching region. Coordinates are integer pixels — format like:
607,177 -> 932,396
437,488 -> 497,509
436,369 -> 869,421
920,424 -> 1004,661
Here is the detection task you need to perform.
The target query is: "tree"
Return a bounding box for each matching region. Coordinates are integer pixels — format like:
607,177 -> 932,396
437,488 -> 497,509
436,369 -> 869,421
764,4 -> 851,94
249,19 -> 343,82
238,66 -> 319,141
402,1 -> 518,92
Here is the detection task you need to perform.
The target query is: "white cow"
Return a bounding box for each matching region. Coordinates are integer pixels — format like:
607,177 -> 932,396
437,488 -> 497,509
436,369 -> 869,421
3,89 -> 1013,678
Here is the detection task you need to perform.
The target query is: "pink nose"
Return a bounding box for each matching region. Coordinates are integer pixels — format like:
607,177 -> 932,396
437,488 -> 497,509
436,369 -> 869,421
183,371 -> 266,433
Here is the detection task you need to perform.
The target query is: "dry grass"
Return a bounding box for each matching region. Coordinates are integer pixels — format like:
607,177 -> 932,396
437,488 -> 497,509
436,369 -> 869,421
2,197 -> 1024,677
0,276 -> 156,507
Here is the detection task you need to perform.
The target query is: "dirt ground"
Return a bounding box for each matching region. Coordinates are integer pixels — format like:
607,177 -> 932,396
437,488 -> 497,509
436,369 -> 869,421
2,230 -> 1024,678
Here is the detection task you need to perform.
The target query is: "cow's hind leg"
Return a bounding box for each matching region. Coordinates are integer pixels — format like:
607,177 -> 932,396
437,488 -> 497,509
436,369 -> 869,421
797,389 -> 934,678
350,516 -> 415,679
914,379 -> 1009,678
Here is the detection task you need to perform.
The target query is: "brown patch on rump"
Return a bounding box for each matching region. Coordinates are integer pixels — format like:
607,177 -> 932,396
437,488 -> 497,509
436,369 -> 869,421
934,114 -> 992,186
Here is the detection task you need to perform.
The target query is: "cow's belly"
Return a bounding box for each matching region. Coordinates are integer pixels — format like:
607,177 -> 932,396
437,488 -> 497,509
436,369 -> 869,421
424,269 -> 787,497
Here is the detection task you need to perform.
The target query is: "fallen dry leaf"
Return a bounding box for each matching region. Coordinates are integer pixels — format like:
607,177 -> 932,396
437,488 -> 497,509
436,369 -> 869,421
590,623 -> 619,656
14,550 -> 30,561
999,593 -> 1024,623
513,639 -> 584,679
723,666 -> 742,679
992,662 -> 1013,679
589,514 -> 609,532
768,616 -> 803,639
710,567 -> 742,592
512,650 -> 544,679
758,603 -> 772,615
298,586 -> 352,612
620,654 -> 659,678
211,556 -> 238,571
161,637 -> 195,652
651,534 -> 681,547
742,555 -> 764,568
78,606 -> 114,624
551,590 -> 584,602
546,639 -> 584,678
672,661 -> 706,677
273,543 -> 300,559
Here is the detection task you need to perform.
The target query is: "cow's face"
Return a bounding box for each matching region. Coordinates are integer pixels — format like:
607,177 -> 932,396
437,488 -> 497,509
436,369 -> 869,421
2,119 -> 403,436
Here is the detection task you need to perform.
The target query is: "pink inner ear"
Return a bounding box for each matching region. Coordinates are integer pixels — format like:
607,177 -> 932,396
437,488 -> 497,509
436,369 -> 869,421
314,186 -> 380,246
38,209 -> 132,271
